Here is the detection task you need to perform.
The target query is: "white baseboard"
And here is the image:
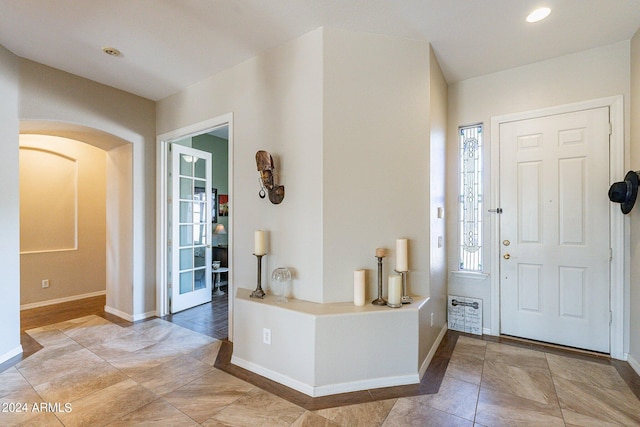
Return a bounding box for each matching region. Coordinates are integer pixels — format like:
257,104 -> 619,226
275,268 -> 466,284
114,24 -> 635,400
104,305 -> 156,322
20,290 -> 106,311
628,353 -> 640,377
0,345 -> 23,365
231,356 -> 419,397
483,327 -> 493,336
419,322 -> 448,378
231,356 -> 314,396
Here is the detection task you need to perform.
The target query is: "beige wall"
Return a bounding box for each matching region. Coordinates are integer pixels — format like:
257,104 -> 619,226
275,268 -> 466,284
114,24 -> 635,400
423,47 -> 448,364
629,29 -> 640,368
159,28 -> 324,302
19,59 -> 156,319
159,27 -> 446,389
447,41 -> 631,335
322,28 -> 431,302
20,135 -> 107,306
0,44 -> 21,362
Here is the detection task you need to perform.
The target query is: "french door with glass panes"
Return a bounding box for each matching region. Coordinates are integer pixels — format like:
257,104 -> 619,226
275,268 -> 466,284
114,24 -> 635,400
170,144 -> 212,313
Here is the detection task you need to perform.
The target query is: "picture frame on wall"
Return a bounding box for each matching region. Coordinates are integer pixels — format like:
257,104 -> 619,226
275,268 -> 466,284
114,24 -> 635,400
211,188 -> 218,224
218,194 -> 229,216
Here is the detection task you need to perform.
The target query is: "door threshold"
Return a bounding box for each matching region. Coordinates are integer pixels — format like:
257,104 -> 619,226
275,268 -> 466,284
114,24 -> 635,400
498,334 -> 610,360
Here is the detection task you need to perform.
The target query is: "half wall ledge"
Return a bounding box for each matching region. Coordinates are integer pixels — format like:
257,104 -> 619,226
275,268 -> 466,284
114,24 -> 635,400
232,287 -> 430,397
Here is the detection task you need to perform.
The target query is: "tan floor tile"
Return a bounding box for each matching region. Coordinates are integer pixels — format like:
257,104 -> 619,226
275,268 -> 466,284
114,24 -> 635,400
17,347 -> 106,386
382,398 -> 474,427
131,318 -> 217,353
132,354 -> 214,396
475,387 -> 564,427
7,411 -> 64,426
87,333 -> 160,361
24,325 -> 78,347
56,378 -> 156,427
107,342 -> 185,376
315,398 -> 396,427
484,343 -> 548,370
15,341 -> 84,371
164,368 -> 255,423
407,375 -> 478,421
63,322 -> 136,348
446,352 -> 484,385
106,398 -> 199,426
188,340 -> 223,366
54,314 -> 113,331
553,376 -> 640,425
0,367 -> 34,398
453,336 -> 487,360
481,360 -> 557,406
562,408 -> 627,427
211,388 -> 306,427
0,385 -> 46,425
34,360 -> 127,403
289,411 -> 342,427
546,353 -> 630,391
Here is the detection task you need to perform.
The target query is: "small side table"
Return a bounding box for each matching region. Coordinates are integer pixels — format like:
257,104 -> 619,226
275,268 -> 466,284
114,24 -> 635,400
212,267 -> 229,296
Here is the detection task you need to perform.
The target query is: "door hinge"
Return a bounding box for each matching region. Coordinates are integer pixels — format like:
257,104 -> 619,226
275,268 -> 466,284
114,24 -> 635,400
488,208 -> 503,214
609,122 -> 613,135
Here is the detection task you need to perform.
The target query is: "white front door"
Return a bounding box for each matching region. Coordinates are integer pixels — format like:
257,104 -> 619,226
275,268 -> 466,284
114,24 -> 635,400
170,144 -> 213,313
499,107 -> 610,352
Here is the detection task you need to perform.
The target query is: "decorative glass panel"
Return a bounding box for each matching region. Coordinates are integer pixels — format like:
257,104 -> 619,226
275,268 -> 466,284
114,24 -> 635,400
459,124 -> 483,271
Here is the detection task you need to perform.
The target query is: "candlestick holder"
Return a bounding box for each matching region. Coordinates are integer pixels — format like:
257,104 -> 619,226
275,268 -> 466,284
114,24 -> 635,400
250,254 -> 266,298
372,255 -> 387,306
394,270 -> 413,304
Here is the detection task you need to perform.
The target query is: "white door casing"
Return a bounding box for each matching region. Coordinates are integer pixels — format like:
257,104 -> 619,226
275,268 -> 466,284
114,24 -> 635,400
499,107 -> 610,352
170,144 -> 213,313
156,113 -> 234,338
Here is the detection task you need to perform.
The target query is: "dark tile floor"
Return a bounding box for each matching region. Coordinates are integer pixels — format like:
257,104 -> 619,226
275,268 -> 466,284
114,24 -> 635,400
161,285 -> 229,340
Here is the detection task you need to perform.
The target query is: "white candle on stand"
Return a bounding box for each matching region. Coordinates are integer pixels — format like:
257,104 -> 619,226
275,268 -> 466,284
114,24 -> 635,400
354,270 -> 366,306
254,230 -> 266,255
396,238 -> 408,272
388,274 -> 402,306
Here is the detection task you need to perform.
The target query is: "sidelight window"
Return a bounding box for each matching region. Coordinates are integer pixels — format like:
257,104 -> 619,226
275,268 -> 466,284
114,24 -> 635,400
459,123 -> 483,271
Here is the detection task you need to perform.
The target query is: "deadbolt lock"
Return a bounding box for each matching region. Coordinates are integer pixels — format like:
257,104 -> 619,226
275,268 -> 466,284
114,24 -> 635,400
503,240 -> 510,246
503,253 -> 511,260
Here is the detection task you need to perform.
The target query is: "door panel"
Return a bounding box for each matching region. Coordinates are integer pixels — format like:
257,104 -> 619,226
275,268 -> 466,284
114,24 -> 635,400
500,107 -> 610,353
171,144 -> 212,313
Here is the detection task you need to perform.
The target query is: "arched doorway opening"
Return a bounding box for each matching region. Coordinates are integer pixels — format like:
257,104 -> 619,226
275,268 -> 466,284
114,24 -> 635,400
20,121 -> 135,318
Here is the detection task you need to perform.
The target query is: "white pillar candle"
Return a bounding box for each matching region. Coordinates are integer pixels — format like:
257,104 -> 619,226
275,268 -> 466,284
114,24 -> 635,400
354,270 -> 366,306
254,230 -> 266,255
396,238 -> 408,272
388,274 -> 402,306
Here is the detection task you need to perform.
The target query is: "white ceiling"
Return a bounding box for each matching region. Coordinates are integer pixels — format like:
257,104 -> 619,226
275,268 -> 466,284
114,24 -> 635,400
1,0 -> 639,101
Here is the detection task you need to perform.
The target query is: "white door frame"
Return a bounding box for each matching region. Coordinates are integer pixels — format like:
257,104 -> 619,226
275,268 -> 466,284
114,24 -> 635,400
490,96 -> 626,359
156,112 -> 234,339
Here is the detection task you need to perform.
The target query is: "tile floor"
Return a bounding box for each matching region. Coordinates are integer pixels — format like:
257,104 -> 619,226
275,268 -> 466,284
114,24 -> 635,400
1,314 -> 639,426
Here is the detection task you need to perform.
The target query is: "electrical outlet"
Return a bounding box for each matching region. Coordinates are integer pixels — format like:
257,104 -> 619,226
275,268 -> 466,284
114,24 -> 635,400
263,328 -> 271,345
42,279 -> 50,289
430,313 -> 434,327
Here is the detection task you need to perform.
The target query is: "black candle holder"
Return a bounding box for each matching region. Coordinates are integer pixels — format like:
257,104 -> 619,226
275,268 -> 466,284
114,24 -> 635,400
250,254 -> 266,298
372,255 -> 387,306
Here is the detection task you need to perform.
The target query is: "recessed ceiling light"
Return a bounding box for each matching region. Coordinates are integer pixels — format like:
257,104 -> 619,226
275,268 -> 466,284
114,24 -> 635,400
102,47 -> 122,57
526,7 -> 551,23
